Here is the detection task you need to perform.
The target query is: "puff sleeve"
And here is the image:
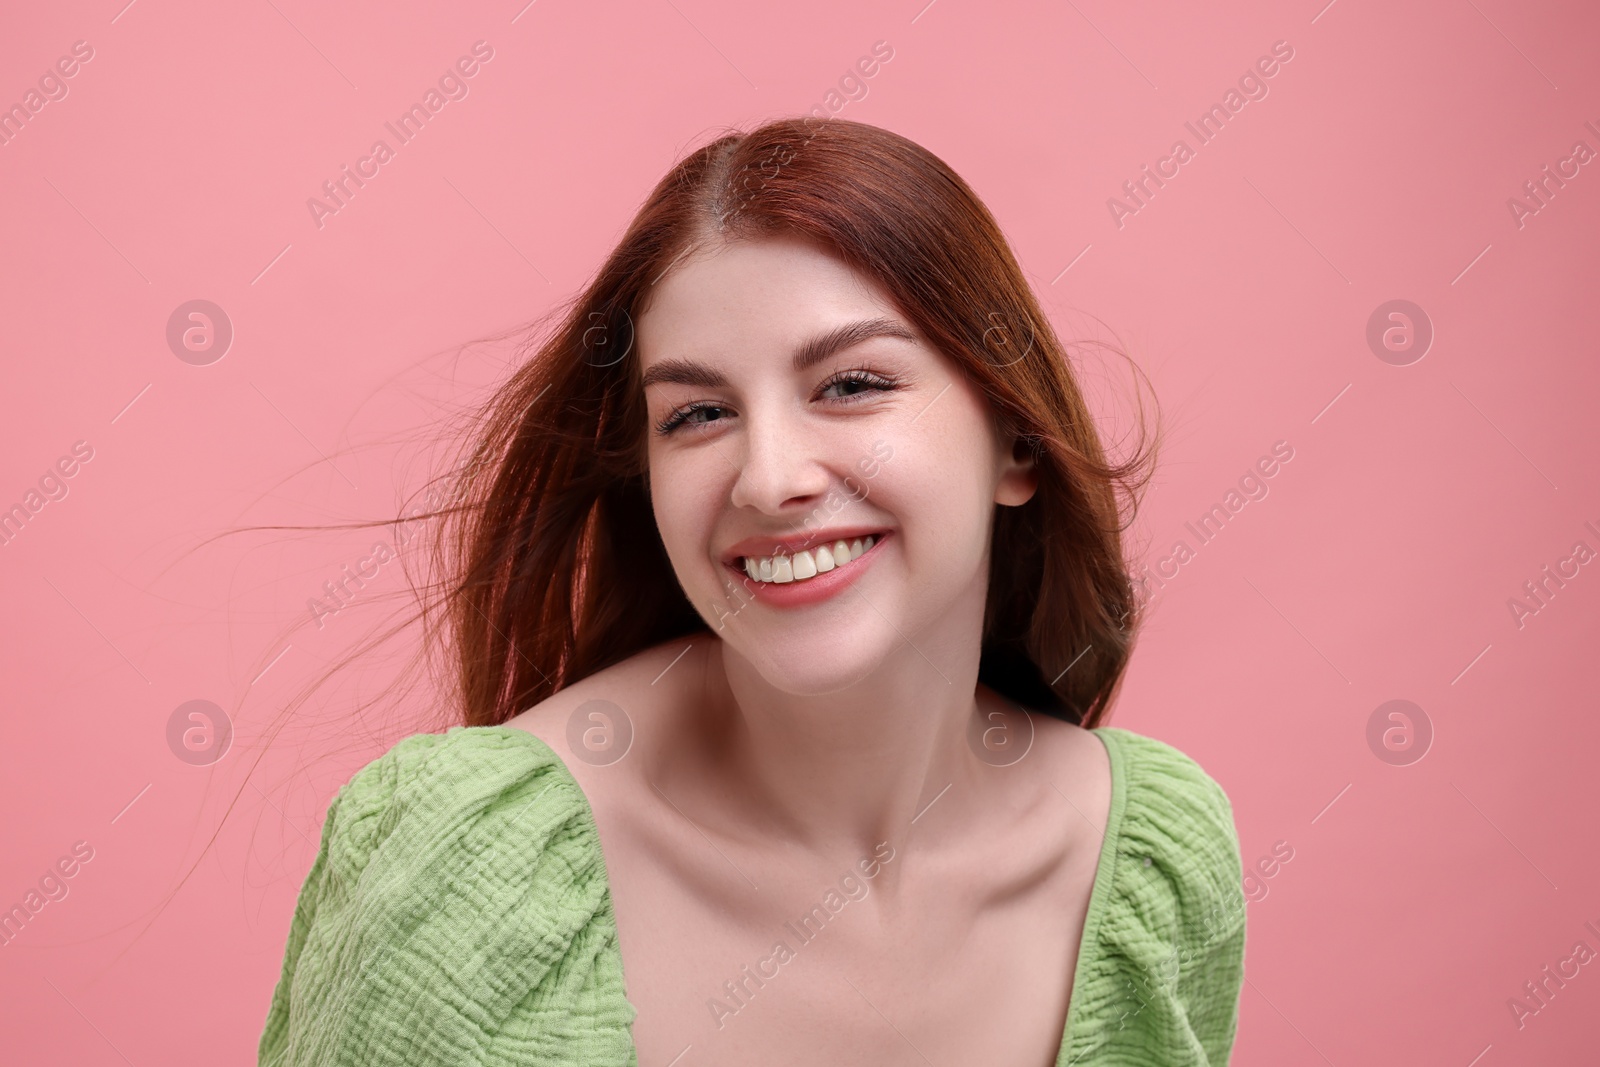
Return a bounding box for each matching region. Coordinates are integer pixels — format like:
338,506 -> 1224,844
1061,727 -> 1248,1066
257,726 -> 638,1067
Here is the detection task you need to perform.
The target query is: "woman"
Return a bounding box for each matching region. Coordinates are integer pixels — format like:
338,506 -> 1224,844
257,117 -> 1246,1066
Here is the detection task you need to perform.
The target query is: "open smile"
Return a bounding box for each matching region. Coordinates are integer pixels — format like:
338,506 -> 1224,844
721,531 -> 891,609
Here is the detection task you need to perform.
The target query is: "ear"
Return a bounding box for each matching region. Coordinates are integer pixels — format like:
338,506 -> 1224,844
995,436 -> 1039,507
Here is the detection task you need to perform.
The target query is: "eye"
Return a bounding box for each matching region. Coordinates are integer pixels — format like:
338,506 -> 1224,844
818,368 -> 898,401
653,366 -> 900,437
653,400 -> 730,436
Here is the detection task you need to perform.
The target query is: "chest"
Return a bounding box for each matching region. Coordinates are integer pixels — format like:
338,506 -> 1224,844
591,803 -> 1101,1067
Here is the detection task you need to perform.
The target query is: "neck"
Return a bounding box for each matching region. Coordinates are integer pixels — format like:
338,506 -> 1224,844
685,628 -> 989,869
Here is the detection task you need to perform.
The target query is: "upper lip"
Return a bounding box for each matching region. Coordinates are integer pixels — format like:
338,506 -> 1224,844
721,526 -> 890,564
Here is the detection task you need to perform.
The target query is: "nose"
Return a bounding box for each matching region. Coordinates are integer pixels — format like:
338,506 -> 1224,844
727,404 -> 831,514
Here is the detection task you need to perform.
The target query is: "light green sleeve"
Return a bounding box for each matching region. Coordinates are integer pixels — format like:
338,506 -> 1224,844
1065,727 -> 1247,1065
257,726 -> 638,1067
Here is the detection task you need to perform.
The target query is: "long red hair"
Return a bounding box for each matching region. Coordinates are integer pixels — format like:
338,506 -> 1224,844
431,116 -> 1159,729
133,116 -> 1158,962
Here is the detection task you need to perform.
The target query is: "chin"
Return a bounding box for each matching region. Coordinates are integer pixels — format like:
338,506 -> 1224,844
719,621 -> 901,696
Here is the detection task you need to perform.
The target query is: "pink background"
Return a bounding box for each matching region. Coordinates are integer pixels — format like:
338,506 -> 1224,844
2,0 -> 1597,1062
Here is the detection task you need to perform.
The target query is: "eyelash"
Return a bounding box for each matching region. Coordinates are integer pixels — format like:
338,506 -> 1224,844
653,366 -> 900,437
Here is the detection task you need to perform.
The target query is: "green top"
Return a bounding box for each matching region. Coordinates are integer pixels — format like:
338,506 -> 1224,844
258,724 -> 1246,1065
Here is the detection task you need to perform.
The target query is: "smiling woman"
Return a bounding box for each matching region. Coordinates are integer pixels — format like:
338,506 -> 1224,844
257,117 -> 1246,1067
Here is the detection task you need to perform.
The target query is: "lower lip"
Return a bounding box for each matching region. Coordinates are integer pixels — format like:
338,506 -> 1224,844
721,532 -> 891,609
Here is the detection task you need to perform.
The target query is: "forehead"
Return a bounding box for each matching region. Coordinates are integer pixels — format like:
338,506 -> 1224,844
636,235 -> 898,358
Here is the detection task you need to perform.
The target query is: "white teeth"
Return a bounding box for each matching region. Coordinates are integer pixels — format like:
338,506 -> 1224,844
739,535 -> 877,585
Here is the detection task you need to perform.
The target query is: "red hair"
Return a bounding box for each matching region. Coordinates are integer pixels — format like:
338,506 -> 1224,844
432,116 -> 1159,729
142,117 -> 1159,955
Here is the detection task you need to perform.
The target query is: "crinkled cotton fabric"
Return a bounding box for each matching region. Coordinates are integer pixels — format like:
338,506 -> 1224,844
258,723 -> 1247,1066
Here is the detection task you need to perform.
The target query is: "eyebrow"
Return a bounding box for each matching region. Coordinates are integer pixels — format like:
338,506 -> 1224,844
639,317 -> 919,390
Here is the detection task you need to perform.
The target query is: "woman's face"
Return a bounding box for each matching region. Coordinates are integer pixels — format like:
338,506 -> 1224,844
636,233 -> 1037,694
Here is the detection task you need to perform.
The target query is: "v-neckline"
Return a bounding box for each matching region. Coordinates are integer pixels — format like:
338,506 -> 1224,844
473,722 -> 1128,1064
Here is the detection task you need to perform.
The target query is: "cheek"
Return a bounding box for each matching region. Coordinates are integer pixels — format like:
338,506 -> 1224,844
893,409 -> 1006,566
870,440 -> 988,571
648,452 -> 723,563
900,413 -> 997,513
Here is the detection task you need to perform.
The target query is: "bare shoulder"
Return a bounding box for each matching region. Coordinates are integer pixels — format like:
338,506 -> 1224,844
499,630 -> 715,798
957,696 -> 1113,911
1029,712 -> 1114,840
972,683 -> 1111,822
